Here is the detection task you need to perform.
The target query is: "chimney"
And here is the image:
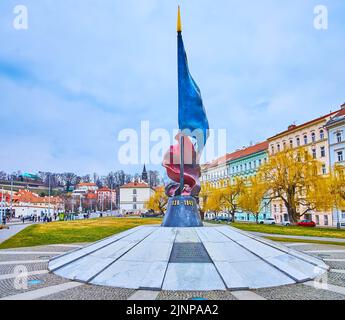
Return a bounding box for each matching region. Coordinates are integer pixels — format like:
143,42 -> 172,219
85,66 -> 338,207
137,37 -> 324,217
341,103 -> 345,110
288,124 -> 297,131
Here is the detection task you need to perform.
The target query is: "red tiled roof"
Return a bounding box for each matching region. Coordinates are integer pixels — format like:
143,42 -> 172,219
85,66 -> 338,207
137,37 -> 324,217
98,187 -> 112,192
121,182 -> 150,189
13,189 -> 63,204
204,141 -> 268,170
77,183 -> 97,187
268,109 -> 340,141
85,192 -> 97,200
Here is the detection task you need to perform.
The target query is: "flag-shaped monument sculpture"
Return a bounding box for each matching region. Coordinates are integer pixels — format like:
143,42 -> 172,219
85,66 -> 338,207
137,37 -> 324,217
162,7 -> 209,227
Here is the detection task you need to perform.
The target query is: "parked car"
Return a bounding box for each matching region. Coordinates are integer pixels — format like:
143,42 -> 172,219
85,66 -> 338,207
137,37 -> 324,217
282,220 -> 292,226
259,218 -> 276,225
215,216 -> 232,222
297,220 -> 316,227
141,212 -> 161,218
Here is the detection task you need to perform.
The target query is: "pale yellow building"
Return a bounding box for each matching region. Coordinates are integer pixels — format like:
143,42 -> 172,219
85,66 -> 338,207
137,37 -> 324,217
268,109 -> 340,226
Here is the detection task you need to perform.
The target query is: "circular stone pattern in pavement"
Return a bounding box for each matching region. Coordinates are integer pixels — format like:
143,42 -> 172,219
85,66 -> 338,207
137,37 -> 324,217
48,225 -> 329,291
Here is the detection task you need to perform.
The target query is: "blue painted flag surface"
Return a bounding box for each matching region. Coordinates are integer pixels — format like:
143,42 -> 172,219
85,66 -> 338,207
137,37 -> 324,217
178,32 -> 209,151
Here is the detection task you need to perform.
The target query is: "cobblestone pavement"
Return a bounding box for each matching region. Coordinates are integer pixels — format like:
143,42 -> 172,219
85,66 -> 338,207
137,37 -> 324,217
0,242 -> 345,300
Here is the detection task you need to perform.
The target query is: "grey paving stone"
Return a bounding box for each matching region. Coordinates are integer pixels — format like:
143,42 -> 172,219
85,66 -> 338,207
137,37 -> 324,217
309,252 -> 345,260
328,272 -> 345,287
38,284 -> 135,300
254,283 -> 345,300
0,254 -> 59,262
0,262 -> 48,275
299,244 -> 345,252
0,245 -> 76,253
0,273 -> 69,299
325,261 -> 345,270
157,290 -> 236,300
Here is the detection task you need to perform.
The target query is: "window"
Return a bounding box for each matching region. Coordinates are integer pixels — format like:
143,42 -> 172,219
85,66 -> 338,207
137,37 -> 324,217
249,162 -> 252,169
244,164 -> 247,171
312,149 -> 316,159
274,205 -> 277,213
304,135 -> 308,145
283,142 -> 286,149
271,146 -> 274,154
290,140 -> 293,148
315,215 -> 320,225
259,159 -> 262,166
279,204 -> 283,213
324,215 -> 329,226
337,132 -> 343,143
322,164 -> 327,175
342,211 -> 345,220
296,137 -> 300,146
320,130 -> 324,140
277,144 -> 281,152
133,196 -> 137,202
240,165 -> 243,171
133,204 -> 137,210
320,146 -> 326,158
133,189 -> 137,195
337,151 -> 344,162
311,132 -> 316,143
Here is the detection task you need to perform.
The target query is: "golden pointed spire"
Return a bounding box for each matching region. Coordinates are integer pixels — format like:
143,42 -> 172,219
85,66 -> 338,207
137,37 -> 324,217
177,6 -> 182,32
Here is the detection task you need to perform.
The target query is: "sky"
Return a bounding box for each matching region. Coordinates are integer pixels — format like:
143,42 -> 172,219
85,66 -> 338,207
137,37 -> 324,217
0,0 -> 344,176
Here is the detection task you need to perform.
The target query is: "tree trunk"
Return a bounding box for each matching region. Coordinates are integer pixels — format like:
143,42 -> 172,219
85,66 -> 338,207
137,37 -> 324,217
286,205 -> 297,224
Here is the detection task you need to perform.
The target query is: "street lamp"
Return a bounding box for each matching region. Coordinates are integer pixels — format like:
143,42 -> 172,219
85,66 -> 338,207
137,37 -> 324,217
48,173 -> 51,217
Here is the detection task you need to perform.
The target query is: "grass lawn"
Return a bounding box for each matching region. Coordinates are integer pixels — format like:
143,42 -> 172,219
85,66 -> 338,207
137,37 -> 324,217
230,222 -> 345,239
0,217 -> 162,249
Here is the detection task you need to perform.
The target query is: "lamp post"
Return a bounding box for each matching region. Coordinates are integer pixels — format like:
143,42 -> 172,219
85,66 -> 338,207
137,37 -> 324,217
10,177 -> 13,220
110,183 -> 113,214
48,174 -> 51,217
1,188 -> 4,225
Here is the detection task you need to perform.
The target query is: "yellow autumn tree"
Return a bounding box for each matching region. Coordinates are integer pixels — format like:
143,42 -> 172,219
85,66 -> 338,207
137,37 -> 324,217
145,187 -> 168,215
204,188 -> 224,215
239,175 -> 268,224
258,147 -> 327,223
319,165 -> 345,227
215,177 -> 246,222
199,181 -> 214,219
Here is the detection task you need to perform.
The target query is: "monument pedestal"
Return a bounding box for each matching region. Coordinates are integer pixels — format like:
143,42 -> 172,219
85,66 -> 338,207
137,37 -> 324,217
162,196 -> 203,228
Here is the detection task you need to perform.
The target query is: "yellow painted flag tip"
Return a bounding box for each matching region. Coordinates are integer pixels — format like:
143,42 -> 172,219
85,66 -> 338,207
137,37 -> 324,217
177,6 -> 182,32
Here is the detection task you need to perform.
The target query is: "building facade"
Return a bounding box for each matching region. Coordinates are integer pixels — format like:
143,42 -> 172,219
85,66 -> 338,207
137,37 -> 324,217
119,181 -> 155,214
201,142 -> 271,222
97,187 -> 117,211
6,189 -> 65,218
325,104 -> 345,227
268,110 -> 340,226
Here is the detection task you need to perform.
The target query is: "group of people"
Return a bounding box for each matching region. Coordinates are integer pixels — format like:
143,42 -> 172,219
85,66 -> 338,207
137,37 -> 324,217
21,213 -> 58,224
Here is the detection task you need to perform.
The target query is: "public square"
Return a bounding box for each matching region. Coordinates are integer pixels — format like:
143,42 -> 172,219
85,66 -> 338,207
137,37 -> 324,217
1,1 -> 345,307
1,221 -> 345,300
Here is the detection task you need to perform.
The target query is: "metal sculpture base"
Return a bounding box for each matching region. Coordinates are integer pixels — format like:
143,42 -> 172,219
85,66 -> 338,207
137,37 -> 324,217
162,196 -> 203,228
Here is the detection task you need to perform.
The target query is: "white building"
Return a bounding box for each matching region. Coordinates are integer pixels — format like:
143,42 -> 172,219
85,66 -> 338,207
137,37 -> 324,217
326,103 -> 345,228
120,181 -> 154,214
72,183 -> 98,196
11,190 -> 64,218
